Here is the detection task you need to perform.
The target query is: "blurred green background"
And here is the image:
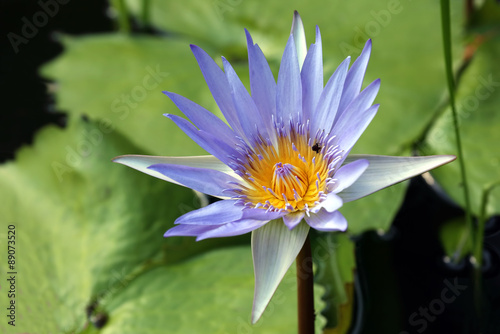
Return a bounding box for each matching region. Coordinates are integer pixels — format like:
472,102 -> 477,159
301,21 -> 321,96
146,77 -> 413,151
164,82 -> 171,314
0,0 -> 499,333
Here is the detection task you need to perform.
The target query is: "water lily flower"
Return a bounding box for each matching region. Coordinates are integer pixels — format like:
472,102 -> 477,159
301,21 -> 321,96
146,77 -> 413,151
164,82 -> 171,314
113,12 -> 455,324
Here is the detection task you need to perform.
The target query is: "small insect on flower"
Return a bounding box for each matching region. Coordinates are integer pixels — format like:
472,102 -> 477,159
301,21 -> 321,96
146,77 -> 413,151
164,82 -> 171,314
113,11 -> 455,324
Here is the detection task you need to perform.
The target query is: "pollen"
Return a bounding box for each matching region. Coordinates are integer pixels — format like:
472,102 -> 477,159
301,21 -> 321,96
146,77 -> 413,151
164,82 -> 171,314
233,120 -> 343,213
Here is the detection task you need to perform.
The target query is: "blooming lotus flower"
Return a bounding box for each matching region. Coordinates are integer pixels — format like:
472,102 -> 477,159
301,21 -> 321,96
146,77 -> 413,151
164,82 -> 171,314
114,12 -> 455,324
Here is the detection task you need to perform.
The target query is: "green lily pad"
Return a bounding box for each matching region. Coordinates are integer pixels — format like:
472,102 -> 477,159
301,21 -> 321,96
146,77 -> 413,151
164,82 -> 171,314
97,246 -> 326,334
100,246 -> 280,334
0,118 -> 245,333
421,35 -> 500,216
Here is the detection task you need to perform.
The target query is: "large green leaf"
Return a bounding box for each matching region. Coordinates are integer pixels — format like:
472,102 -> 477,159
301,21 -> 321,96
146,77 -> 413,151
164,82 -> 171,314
98,246 -> 326,334
421,35 -> 500,215
0,118 -> 244,333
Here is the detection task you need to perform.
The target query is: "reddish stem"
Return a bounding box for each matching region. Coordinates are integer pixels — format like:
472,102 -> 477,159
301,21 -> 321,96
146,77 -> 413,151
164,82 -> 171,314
296,236 -> 315,334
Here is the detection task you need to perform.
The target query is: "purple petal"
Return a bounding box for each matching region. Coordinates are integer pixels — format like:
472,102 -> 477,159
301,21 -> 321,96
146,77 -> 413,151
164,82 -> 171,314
197,219 -> 269,240
337,39 -> 372,120
333,77 -> 380,135
222,57 -> 266,143
190,45 -> 245,137
331,159 -> 370,194
242,208 -> 287,221
163,91 -> 237,146
166,114 -> 240,165
301,26 -> 323,123
338,154 -> 456,202
283,212 -> 305,230
174,200 -> 243,225
164,224 -> 221,237
251,221 -> 309,323
113,155 -> 235,190
245,29 -> 277,140
334,103 -> 379,153
277,34 -> 302,124
311,57 -> 350,136
331,75 -> 380,151
148,164 -> 239,198
305,209 -> 347,232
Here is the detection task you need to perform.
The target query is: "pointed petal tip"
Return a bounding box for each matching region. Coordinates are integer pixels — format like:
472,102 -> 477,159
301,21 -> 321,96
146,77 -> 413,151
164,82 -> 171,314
251,308 -> 263,324
438,154 -> 457,164
245,28 -> 256,49
314,25 -> 322,45
111,155 -> 125,163
339,154 -> 459,202
291,11 -> 303,35
362,39 -> 372,53
251,222 -> 309,325
293,10 -> 300,19
447,154 -> 457,161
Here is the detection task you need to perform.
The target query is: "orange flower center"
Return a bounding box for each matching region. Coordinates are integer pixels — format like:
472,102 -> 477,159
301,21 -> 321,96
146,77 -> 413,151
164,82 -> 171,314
235,125 -> 341,212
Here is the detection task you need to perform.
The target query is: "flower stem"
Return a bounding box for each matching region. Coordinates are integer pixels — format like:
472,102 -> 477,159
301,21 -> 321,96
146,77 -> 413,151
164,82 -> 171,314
296,236 -> 315,334
439,0 -> 473,259
472,183 -> 499,317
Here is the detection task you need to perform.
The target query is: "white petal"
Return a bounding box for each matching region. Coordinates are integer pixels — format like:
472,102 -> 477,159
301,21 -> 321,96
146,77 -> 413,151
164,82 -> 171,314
305,209 -> 348,232
113,155 -> 239,187
251,220 -> 310,323
314,193 -> 343,213
338,154 -> 456,202
291,11 -> 307,69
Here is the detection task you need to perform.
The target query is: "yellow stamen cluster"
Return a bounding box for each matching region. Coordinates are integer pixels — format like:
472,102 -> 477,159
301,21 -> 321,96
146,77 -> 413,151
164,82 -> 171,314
239,129 -> 331,212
